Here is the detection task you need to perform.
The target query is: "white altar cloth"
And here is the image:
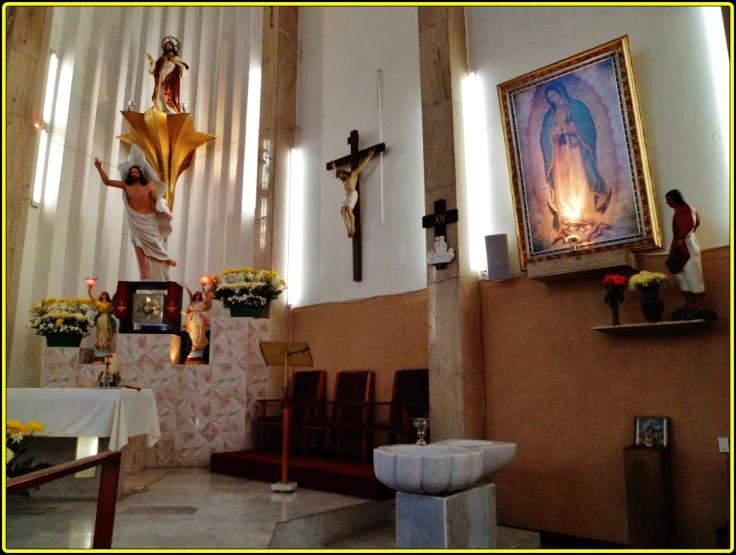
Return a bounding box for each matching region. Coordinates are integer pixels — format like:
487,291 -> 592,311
7,388 -> 160,451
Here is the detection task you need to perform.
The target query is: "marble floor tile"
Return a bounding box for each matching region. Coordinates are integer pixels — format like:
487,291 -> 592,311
5,468 -> 370,550
325,537 -> 384,549
6,468 -> 539,550
122,468 -> 171,495
325,523 -> 397,549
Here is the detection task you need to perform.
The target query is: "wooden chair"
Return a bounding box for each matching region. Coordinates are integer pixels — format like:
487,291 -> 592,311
361,368 -> 429,461
303,370 -> 375,460
256,370 -> 327,451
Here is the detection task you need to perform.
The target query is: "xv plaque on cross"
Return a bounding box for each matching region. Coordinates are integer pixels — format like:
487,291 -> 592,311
326,130 -> 386,282
422,199 -> 459,270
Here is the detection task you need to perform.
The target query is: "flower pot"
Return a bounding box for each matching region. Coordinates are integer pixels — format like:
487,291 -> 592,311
229,306 -> 263,318
640,285 -> 664,323
604,285 -> 626,326
44,333 -> 83,347
609,301 -> 621,326
641,299 -> 665,323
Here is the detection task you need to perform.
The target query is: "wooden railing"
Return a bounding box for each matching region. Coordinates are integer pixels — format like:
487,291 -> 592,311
6,451 -> 122,549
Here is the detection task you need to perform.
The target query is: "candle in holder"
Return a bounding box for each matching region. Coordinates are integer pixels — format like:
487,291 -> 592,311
104,353 -> 117,373
85,277 -> 97,288
200,275 -> 210,287
565,235 -> 581,252
181,103 -> 188,113
127,100 -> 136,111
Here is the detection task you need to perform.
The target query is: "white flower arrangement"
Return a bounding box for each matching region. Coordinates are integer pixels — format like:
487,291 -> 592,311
28,298 -> 95,336
210,268 -> 286,309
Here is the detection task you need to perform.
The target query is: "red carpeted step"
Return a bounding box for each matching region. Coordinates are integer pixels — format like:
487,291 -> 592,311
210,450 -> 395,500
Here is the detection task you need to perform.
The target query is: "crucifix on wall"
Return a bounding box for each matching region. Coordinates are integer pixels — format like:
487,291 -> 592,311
326,130 -> 386,282
422,199 -> 459,270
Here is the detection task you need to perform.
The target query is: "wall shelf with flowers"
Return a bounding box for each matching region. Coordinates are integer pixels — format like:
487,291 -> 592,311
28,298 -> 96,347
590,319 -> 710,336
593,270 -> 712,335
210,267 -> 286,318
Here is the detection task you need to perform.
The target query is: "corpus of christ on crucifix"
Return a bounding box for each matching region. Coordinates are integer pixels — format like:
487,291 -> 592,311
326,129 -> 386,282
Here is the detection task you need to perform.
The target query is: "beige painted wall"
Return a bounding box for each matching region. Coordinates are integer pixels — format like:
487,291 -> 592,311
481,247 -> 731,547
290,289 -> 429,418
289,247 -> 730,548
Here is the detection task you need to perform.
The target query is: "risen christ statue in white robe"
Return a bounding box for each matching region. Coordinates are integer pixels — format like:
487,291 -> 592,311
94,146 -> 177,281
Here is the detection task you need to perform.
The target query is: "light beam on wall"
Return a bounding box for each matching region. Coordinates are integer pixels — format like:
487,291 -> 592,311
43,59 -> 72,211
42,52 -> 58,123
31,130 -> 48,207
259,197 -> 268,251
74,437 -> 98,478
31,51 -> 59,208
242,65 -> 262,215
702,7 -> 731,172
287,148 -> 304,307
461,72 -> 493,273
43,140 -> 64,211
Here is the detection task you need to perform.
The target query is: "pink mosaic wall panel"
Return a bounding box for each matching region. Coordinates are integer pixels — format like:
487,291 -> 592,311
40,317 -> 271,469
125,434 -> 148,474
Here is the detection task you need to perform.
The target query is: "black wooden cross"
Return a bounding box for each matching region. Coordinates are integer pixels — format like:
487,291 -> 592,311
325,130 -> 386,282
422,199 -> 459,269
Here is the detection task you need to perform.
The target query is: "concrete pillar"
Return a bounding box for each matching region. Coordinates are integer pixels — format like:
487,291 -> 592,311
418,7 -> 485,441
253,6 -> 299,345
5,6 -> 51,367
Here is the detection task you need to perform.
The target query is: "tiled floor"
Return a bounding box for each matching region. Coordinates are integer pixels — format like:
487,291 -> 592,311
325,520 -> 541,549
5,468 -> 373,549
6,468 -> 541,550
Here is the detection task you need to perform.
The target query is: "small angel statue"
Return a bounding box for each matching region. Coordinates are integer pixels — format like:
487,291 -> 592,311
182,282 -> 214,362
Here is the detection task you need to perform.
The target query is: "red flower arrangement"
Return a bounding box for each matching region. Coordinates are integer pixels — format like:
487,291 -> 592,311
602,274 -> 628,288
602,274 -> 628,326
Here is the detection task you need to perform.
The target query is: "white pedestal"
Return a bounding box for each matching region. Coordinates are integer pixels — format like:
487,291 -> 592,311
396,482 -> 497,548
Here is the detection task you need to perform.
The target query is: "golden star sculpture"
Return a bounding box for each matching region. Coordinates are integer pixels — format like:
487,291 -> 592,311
117,107 -> 215,211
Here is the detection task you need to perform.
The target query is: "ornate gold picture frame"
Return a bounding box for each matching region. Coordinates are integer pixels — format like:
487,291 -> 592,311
498,36 -> 662,270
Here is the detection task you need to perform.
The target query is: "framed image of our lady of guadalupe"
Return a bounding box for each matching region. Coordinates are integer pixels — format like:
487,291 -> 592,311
498,36 -> 663,270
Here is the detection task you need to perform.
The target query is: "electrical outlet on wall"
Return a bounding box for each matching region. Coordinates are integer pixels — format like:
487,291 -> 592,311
718,437 -> 729,454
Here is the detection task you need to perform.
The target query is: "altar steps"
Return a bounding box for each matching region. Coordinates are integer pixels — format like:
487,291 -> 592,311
268,497 -> 394,548
209,450 -> 394,501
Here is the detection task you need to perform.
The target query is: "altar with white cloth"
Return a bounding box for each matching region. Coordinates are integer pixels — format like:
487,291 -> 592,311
7,388 -> 161,451
6,388 -> 160,499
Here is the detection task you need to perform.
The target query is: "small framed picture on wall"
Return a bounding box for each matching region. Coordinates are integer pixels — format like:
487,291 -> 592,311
634,416 -> 669,447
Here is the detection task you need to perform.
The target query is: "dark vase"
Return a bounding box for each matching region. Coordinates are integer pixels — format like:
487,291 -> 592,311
640,285 -> 664,323
604,285 -> 625,326
44,333 -> 83,347
229,306 -> 263,318
610,302 -> 620,326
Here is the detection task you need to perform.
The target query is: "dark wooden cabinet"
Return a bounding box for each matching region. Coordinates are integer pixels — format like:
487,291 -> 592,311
624,445 -> 676,548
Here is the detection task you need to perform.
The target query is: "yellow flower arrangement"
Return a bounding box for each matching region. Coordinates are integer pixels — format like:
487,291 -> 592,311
28,298 -> 95,336
210,267 -> 287,309
27,421 -> 46,433
6,420 -> 51,484
628,271 -> 669,291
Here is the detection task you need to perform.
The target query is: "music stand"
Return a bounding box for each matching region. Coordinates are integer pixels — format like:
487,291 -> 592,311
259,341 -> 313,492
